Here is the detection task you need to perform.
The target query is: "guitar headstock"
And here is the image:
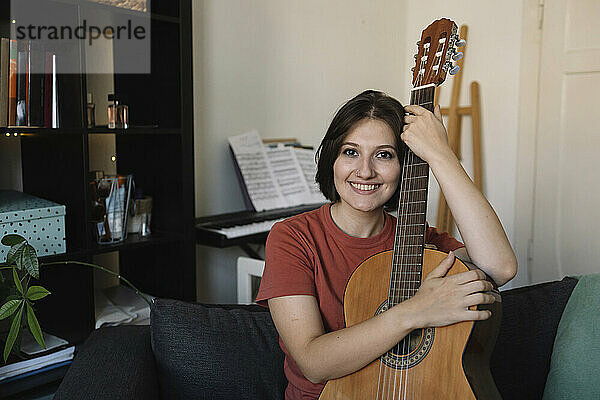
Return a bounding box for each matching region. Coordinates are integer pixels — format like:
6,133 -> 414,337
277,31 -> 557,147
411,18 -> 464,88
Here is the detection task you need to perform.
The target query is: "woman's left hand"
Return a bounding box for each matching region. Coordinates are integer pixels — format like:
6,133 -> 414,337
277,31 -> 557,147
402,104 -> 454,164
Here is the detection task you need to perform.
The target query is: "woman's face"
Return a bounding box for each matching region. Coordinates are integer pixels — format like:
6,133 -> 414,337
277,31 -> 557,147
333,118 -> 401,214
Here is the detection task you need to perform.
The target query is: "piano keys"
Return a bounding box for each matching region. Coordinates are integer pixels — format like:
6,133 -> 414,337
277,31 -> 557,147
195,203 -> 324,248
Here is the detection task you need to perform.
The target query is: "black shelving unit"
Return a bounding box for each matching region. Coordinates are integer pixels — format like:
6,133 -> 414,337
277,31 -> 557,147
1,0 -> 195,347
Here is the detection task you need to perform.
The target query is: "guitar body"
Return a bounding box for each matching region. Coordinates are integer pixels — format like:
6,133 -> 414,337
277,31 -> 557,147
319,249 -> 502,400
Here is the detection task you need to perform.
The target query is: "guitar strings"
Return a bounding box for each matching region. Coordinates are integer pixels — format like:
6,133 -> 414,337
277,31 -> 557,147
389,55 -> 422,400
379,38 -> 442,398
401,47 -> 428,400
406,40 -> 434,400
402,46 -> 437,399
403,38 -> 439,398
382,75 -> 421,399
379,32 -> 448,399
380,148 -> 409,399
377,88 -> 416,400
383,142 -> 407,395
398,84 -> 423,400
401,91 -> 423,400
398,46 -> 419,400
398,150 -> 412,400
400,39 -> 441,398
396,149 -> 412,400
393,85 -> 421,399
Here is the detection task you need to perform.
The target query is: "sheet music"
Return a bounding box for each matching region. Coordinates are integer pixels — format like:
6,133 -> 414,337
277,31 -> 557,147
228,131 -> 287,211
265,145 -> 312,206
293,147 -> 328,204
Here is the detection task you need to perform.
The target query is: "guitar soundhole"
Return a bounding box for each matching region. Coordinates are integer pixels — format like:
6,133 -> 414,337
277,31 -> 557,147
375,300 -> 435,370
393,330 -> 424,355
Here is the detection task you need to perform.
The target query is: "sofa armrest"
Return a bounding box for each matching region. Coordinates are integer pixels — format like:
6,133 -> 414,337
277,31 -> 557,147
490,277 -> 578,400
54,325 -> 159,400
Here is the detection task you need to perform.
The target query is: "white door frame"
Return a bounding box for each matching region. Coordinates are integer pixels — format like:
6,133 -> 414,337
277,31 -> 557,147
511,0 -> 544,288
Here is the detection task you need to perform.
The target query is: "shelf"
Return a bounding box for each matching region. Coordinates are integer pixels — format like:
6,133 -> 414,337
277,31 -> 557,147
2,128 -> 84,136
88,127 -> 181,135
85,231 -> 184,255
2,127 -> 182,136
35,0 -> 180,21
35,231 -> 185,262
77,0 -> 181,23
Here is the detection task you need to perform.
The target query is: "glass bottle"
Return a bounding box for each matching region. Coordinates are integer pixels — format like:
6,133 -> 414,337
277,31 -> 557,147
86,93 -> 95,128
107,94 -> 129,129
117,102 -> 129,129
107,94 -> 116,129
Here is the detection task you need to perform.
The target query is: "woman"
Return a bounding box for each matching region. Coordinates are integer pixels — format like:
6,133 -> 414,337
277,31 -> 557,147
255,90 -> 517,399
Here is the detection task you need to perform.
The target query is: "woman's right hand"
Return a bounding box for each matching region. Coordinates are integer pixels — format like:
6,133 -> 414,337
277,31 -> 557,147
401,251 -> 497,329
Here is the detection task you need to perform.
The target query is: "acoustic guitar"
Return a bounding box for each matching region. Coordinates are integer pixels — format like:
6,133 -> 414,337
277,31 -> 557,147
319,18 -> 502,400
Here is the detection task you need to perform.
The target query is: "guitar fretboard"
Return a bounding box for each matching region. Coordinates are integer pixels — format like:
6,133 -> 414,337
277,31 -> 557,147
388,85 -> 435,308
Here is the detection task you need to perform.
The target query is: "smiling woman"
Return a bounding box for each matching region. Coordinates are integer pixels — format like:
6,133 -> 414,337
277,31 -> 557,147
255,89 -> 517,400
331,119 -> 401,237
315,90 -> 406,213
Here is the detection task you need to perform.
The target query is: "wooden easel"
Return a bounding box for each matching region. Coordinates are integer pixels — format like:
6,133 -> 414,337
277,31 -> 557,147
433,25 -> 483,234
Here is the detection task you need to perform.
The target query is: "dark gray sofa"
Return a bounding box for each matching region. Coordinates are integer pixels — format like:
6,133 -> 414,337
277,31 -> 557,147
54,277 -> 578,400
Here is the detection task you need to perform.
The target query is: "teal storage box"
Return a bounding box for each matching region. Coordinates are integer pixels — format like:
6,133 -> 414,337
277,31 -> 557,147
0,190 -> 66,261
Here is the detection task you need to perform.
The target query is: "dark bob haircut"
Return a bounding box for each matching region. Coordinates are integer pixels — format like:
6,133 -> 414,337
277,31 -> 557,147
315,90 -> 406,211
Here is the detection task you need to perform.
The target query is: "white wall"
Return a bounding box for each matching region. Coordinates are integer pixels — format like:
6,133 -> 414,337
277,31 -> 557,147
193,0 -> 527,302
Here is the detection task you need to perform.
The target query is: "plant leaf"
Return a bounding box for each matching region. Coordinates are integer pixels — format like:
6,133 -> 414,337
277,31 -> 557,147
22,245 -> 39,279
4,304 -> 23,362
6,241 -> 26,268
1,234 -> 26,247
26,286 -> 51,301
12,268 -> 22,295
26,303 -> 45,350
0,299 -> 21,320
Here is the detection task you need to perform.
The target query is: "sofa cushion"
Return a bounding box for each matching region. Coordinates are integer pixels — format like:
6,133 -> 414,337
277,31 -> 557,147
150,299 -> 286,400
490,276 -> 578,400
543,274 -> 600,400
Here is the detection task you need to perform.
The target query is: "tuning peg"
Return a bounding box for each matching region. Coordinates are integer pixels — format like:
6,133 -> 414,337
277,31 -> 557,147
411,67 -> 415,72
452,51 -> 463,62
449,65 -> 461,75
416,40 -> 421,47
455,39 -> 466,47
414,53 -> 418,60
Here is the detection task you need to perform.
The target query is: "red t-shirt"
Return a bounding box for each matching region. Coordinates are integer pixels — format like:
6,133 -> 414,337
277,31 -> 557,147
255,203 -> 464,400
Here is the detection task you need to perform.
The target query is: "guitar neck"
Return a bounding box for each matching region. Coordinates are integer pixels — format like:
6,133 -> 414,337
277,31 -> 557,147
410,84 -> 436,112
388,84 -> 435,308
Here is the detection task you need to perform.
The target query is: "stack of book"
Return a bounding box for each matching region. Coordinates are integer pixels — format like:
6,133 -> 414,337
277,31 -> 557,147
0,332 -> 74,386
0,38 -> 59,128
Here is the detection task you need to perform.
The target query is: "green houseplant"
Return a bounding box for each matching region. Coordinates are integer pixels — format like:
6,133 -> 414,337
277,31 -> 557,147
0,233 -> 150,363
